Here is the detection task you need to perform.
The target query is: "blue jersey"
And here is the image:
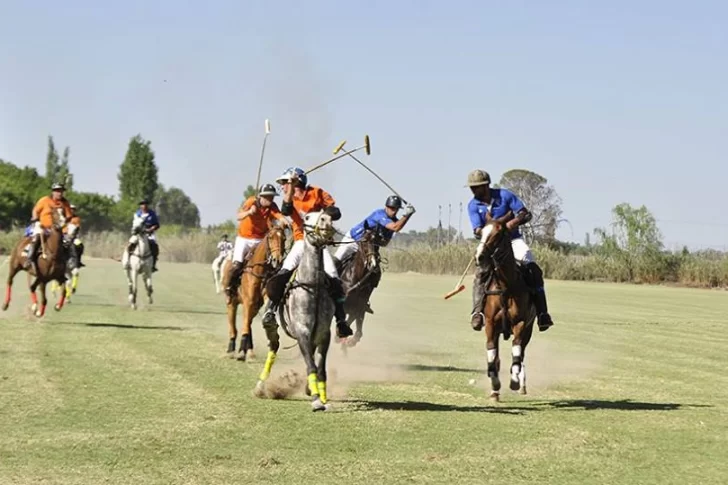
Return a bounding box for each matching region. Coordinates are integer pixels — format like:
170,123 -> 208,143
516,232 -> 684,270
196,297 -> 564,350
349,208 -> 396,242
467,188 -> 525,239
135,209 -> 160,228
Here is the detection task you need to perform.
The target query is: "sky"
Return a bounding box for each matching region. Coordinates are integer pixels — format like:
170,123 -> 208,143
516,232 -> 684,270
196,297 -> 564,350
1,0 -> 726,250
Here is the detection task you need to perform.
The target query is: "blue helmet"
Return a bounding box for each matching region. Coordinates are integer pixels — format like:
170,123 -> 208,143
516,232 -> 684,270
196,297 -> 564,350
276,166 -> 307,188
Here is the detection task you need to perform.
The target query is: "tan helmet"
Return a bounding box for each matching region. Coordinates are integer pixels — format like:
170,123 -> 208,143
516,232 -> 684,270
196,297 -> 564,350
465,169 -> 491,187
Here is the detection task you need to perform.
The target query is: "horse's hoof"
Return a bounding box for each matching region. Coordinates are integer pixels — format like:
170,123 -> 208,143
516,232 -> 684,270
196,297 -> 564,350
304,386 -> 312,397
489,392 -> 500,402
510,379 -> 520,391
311,398 -> 328,412
1,303 -> 8,311
519,386 -> 527,395
31,303 -> 37,313
235,352 -> 246,362
253,380 -> 266,399
35,310 -> 44,318
54,304 -> 62,312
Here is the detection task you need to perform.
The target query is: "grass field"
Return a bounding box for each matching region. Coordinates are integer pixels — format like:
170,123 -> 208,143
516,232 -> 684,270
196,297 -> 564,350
1,258 -> 728,484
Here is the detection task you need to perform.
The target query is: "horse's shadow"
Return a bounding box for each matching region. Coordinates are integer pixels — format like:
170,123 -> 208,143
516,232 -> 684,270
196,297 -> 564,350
345,399 -> 532,415
402,364 -> 483,374
53,321 -> 186,331
534,399 -> 711,412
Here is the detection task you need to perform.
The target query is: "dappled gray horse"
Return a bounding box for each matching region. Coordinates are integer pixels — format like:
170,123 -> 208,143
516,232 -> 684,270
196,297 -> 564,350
122,214 -> 154,310
254,210 -> 336,412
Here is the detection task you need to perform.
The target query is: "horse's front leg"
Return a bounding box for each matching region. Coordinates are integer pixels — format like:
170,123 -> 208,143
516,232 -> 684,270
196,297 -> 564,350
226,300 -> 238,356
485,310 -> 501,402
314,331 -> 332,410
253,314 -> 281,398
144,269 -> 153,304
2,263 -> 19,311
299,334 -> 326,412
126,267 -> 137,310
54,277 -> 67,312
509,320 -> 526,392
36,281 -> 48,318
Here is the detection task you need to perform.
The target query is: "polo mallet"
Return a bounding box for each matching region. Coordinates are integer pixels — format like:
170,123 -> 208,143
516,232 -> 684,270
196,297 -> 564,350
304,135 -> 371,175
444,256 -> 475,300
333,140 -> 408,205
254,119 -> 272,193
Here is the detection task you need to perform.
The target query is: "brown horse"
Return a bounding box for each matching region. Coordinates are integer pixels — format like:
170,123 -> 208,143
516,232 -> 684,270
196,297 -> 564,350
474,214 -> 537,402
221,222 -> 287,361
336,229 -> 385,349
2,213 -> 70,318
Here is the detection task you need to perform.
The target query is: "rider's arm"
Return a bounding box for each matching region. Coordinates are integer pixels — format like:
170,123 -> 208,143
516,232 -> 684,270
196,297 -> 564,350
504,191 -> 532,230
236,198 -> 256,220
318,188 -> 341,221
467,199 -> 484,238
383,214 -> 411,233
31,198 -> 46,222
280,184 -> 294,216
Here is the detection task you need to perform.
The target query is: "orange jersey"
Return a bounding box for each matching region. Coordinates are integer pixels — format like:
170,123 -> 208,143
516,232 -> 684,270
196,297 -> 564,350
289,186 -> 335,241
33,196 -> 72,228
237,196 -> 285,239
63,215 -> 81,234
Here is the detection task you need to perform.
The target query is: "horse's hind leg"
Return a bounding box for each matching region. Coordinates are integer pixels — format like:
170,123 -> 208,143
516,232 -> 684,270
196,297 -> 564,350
144,270 -> 153,304
237,298 -> 255,362
253,320 -> 281,398
315,332 -> 332,409
516,319 -> 535,395
33,281 -> 48,318
126,269 -> 137,310
54,277 -> 67,312
226,301 -> 238,356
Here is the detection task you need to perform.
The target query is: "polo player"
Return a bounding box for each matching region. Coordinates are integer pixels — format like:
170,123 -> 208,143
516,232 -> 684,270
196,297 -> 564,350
24,182 -> 73,273
261,166 -> 353,339
466,169 -> 554,332
225,183 -> 289,298
124,199 -> 160,272
63,204 -> 85,268
333,195 -> 416,313
213,233 -> 233,267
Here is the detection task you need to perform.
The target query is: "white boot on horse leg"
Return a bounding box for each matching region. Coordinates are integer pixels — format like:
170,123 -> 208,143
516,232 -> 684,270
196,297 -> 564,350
487,348 -> 501,401
145,275 -> 153,304
518,362 -> 527,395
510,344 -> 522,392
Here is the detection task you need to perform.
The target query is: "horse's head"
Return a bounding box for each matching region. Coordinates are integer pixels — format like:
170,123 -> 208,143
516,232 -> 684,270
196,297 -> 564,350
265,219 -> 287,270
131,214 -> 147,236
359,230 -> 383,269
475,217 -> 514,272
303,211 -> 335,247
51,208 -> 66,232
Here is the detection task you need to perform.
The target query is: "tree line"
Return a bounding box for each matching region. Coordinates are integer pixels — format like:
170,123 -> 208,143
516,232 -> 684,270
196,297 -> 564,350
0,134 -> 201,232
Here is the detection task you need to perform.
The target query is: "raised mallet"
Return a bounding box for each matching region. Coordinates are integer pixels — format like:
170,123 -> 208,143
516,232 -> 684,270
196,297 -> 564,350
333,140 -> 408,205
254,119 -> 272,193
304,135 -> 371,175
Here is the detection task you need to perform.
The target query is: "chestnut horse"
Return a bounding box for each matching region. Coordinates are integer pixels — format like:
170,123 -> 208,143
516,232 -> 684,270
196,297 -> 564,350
221,222 -> 287,361
336,229 -> 385,349
2,211 -> 70,318
474,214 -> 537,402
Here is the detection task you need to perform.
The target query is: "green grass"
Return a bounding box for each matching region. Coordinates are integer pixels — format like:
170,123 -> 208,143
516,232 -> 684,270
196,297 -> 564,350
1,259 -> 727,484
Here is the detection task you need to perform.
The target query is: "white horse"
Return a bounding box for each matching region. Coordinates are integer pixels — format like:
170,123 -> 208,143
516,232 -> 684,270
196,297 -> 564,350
211,240 -> 233,294
121,215 -> 154,310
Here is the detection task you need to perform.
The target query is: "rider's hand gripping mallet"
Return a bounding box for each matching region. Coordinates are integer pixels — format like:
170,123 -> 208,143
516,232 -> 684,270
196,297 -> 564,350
444,256 -> 476,300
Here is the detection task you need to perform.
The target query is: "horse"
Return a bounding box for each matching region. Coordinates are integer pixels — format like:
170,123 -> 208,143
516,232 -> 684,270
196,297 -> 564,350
220,222 -> 287,361
51,241 -> 80,303
212,250 -> 232,294
122,214 -> 154,310
336,229 -> 385,350
474,214 -> 537,402
253,211 -> 336,412
2,211 -> 70,318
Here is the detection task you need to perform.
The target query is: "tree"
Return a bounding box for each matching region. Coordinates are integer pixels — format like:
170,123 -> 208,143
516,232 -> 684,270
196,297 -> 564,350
69,192 -> 117,232
594,203 -> 664,282
497,169 -> 564,243
0,159 -> 46,229
118,134 -> 159,203
156,186 -> 201,228
243,185 -> 256,200
45,135 -> 60,186
58,146 -> 72,190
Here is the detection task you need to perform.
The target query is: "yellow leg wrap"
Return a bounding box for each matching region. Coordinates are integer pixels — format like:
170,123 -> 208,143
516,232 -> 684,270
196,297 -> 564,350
307,373 -> 318,397
72,275 -> 79,290
51,281 -> 58,291
65,284 -> 72,298
317,381 -> 327,404
258,350 -> 277,381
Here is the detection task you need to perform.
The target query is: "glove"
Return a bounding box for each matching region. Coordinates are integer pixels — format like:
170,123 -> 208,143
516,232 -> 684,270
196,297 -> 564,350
404,204 -> 416,217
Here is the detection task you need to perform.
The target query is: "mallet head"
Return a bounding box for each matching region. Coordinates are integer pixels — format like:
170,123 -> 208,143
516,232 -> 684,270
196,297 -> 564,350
333,140 -> 346,155
364,135 -> 371,155
265,119 -> 271,135
444,285 -> 465,300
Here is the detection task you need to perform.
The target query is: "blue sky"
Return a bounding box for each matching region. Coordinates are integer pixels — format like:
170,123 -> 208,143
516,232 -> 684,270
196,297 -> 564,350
1,1 -> 726,249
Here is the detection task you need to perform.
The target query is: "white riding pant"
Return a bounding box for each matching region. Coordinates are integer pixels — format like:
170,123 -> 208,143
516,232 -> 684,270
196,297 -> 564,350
233,236 -> 262,263
31,221 -> 43,236
333,231 -> 358,262
511,237 -> 534,264
282,240 -> 339,278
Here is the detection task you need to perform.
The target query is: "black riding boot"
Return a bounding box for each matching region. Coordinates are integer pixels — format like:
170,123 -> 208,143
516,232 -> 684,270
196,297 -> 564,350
76,242 -> 85,267
328,277 -> 353,339
225,261 -> 244,298
23,235 -> 40,271
150,241 -> 159,272
470,266 -> 487,331
261,269 -> 293,330
525,262 -> 554,332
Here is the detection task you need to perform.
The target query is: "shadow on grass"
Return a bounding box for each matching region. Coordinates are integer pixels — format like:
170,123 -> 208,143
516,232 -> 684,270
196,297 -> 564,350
54,321 -> 186,331
347,399 -> 534,415
70,301 -> 225,316
535,399 -> 712,411
402,364 -> 483,374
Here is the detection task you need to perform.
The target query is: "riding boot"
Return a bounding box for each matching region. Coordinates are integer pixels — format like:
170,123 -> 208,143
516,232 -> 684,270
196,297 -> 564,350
328,277 -> 353,338
261,269 -> 293,330
225,261 -> 244,298
526,262 -> 554,332
76,242 -> 85,267
470,266 -> 487,331
23,235 -> 40,272
150,241 -> 159,272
